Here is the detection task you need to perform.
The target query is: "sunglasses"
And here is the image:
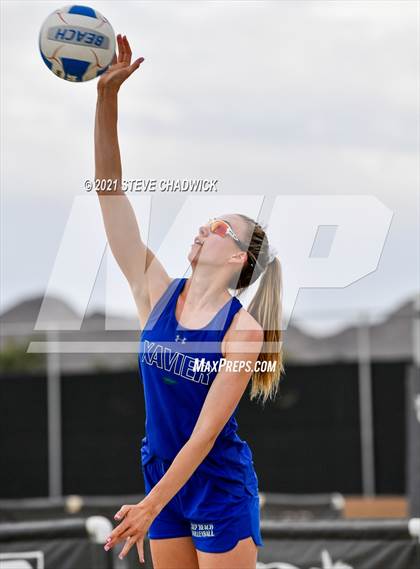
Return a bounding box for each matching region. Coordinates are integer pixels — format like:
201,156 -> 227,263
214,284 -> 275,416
207,218 -> 247,249
206,218 -> 258,270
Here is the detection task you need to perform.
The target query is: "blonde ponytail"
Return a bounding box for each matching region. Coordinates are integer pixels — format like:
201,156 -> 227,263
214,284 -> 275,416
230,214 -> 285,405
247,256 -> 284,404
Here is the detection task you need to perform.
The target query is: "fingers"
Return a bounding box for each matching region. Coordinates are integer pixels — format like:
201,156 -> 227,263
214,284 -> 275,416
113,519 -> 129,539
116,34 -> 124,63
107,524 -> 139,555
106,522 -> 129,550
118,535 -> 134,560
104,503 -> 146,563
105,504 -> 132,549
114,504 -> 131,521
136,539 -> 145,564
123,36 -> 132,64
116,34 -> 139,69
128,57 -> 145,76
118,535 -> 144,562
117,34 -> 132,65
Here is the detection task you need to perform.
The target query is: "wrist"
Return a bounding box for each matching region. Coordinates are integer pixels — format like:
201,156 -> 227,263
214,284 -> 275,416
97,85 -> 119,100
139,492 -> 164,517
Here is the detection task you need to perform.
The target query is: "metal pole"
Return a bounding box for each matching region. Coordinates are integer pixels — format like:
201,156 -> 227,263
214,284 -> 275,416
46,329 -> 62,497
357,311 -> 375,496
413,293 -> 420,368
407,293 -> 420,516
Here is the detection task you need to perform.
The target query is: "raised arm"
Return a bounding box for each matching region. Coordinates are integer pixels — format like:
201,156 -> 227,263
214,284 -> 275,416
95,35 -> 171,324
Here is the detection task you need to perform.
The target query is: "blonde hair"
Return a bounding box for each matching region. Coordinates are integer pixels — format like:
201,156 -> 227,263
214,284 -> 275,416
228,213 -> 285,405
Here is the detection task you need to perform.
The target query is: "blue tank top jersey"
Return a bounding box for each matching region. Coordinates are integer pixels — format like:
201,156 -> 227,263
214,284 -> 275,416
138,277 -> 257,497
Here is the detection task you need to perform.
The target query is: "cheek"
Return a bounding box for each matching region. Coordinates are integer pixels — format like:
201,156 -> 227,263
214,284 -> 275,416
208,238 -> 225,256
207,238 -> 233,262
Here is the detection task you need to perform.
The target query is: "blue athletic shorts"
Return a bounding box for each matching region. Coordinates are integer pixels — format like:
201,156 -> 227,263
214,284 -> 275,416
141,456 -> 264,553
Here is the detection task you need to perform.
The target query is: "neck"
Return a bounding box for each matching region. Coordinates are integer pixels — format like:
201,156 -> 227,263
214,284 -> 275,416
183,268 -> 232,310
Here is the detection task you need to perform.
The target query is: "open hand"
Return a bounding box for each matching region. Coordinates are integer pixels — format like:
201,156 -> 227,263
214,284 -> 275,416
98,34 -> 144,93
104,499 -> 159,563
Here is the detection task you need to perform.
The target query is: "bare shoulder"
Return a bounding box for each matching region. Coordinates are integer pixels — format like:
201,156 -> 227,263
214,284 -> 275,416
221,307 -> 264,358
232,308 -> 264,336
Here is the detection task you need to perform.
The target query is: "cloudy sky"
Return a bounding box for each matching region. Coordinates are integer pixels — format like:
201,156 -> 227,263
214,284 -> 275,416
1,0 -> 419,335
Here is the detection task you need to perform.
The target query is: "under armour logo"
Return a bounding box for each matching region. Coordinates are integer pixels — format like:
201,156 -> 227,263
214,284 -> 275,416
175,334 -> 187,344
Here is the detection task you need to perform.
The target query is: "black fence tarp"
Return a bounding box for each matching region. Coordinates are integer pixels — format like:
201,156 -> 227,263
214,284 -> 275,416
0,517 -> 114,569
1,515 -> 419,569
0,361 -> 409,499
407,365 -> 420,517
0,492 -> 343,525
259,492 -> 344,521
257,519 -> 420,569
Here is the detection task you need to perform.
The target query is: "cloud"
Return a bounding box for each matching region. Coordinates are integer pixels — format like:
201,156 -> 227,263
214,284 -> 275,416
1,1 -> 418,330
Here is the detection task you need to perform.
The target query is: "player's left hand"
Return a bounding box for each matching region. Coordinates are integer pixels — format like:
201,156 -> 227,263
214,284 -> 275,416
104,499 -> 160,563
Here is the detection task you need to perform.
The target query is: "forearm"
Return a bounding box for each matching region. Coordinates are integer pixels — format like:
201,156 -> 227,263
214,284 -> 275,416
141,434 -> 215,516
95,87 -> 123,195
93,86 -> 146,285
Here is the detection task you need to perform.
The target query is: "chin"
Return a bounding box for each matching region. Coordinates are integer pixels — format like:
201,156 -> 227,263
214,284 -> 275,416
188,251 -> 198,264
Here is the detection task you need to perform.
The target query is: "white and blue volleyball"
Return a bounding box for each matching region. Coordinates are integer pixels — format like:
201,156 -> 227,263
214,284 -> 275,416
39,5 -> 115,82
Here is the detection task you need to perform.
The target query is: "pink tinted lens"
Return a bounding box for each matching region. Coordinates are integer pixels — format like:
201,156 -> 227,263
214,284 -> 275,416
210,220 -> 229,237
